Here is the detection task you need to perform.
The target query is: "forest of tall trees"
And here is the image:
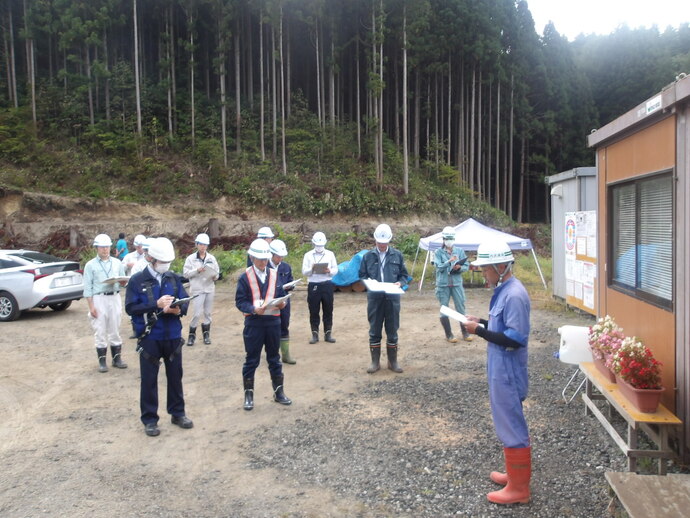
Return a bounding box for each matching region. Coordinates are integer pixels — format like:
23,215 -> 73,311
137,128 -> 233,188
1,0 -> 688,222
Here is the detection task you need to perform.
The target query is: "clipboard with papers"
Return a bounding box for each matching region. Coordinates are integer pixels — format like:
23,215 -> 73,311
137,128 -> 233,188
263,293 -> 292,309
440,305 -> 483,327
312,262 -> 329,274
103,276 -> 130,285
281,278 -> 302,290
362,278 -> 405,294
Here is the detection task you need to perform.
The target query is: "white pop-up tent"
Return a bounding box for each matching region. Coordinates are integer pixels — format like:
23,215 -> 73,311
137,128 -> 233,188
413,218 -> 547,290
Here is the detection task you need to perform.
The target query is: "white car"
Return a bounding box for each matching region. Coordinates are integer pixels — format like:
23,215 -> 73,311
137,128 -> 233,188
0,250 -> 84,322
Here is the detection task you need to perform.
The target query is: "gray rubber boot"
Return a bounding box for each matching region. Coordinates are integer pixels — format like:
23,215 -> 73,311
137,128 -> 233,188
97,348 -> 108,373
440,316 -> 458,343
324,329 -> 336,343
111,345 -> 128,368
367,346 -> 381,373
387,345 -> 403,373
309,328 -> 319,344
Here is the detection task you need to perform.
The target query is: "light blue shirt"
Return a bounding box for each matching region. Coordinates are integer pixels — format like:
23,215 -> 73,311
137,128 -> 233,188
83,256 -> 125,297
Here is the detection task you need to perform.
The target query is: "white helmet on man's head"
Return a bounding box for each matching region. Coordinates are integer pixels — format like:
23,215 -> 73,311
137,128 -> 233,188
148,237 -> 176,262
142,237 -> 151,250
442,226 -> 457,241
93,233 -> 113,247
312,231 -> 327,246
472,240 -> 514,267
133,234 -> 147,247
257,226 -> 274,239
373,224 -> 392,244
195,233 -> 210,245
248,238 -> 272,259
270,239 -> 288,257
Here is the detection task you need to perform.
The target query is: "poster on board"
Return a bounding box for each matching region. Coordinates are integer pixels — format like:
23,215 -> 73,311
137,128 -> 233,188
565,210 -> 596,315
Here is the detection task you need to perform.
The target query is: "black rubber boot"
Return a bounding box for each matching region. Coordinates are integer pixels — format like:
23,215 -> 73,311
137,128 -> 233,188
187,327 -> 196,346
272,375 -> 292,405
440,316 -> 458,343
324,329 -> 336,343
97,348 -> 108,373
111,345 -> 128,369
243,378 -> 254,411
309,328 -> 319,344
367,346 -> 381,374
387,345 -> 403,373
202,323 -> 211,345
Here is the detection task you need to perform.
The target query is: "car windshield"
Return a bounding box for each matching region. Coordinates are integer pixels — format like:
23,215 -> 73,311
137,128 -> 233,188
8,251 -> 64,263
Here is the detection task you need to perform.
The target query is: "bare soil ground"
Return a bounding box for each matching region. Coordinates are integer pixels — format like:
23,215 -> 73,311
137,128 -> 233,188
0,277 -> 606,518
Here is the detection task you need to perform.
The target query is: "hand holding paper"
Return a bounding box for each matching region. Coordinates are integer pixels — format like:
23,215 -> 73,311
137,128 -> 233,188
440,305 -> 483,327
263,293 -> 292,309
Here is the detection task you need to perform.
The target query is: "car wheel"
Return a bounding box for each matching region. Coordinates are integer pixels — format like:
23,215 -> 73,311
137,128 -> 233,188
49,301 -> 72,312
0,291 -> 20,322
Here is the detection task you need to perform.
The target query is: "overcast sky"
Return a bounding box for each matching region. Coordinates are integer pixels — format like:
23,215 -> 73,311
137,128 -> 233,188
525,0 -> 689,41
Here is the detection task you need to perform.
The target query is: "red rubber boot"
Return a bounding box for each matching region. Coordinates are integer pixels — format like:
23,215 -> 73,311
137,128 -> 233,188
487,447 -> 531,505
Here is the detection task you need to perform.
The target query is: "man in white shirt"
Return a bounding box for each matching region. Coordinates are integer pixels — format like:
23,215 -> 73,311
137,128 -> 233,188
301,231 -> 339,344
183,233 -> 219,345
122,234 -> 147,275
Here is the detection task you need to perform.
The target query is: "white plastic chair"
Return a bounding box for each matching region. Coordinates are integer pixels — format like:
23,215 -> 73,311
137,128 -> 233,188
557,325 -> 593,403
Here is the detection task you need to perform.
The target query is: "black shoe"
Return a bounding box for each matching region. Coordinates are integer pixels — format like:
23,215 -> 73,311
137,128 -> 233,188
171,415 -> 194,429
144,423 -> 160,437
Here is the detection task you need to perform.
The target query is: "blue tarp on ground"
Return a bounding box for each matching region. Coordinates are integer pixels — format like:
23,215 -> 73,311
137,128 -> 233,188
332,249 -> 368,287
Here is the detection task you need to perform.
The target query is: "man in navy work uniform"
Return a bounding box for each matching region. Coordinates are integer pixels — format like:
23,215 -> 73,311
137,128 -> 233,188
358,223 -> 409,374
464,240 -> 532,505
236,239 -> 291,411
125,237 -> 194,437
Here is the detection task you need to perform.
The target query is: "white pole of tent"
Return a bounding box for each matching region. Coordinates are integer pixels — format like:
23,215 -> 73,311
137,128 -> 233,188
418,250 -> 430,291
412,245 -> 421,278
531,248 -> 547,290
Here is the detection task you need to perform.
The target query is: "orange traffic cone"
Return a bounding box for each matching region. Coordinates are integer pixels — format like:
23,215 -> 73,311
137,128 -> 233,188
487,446 -> 531,505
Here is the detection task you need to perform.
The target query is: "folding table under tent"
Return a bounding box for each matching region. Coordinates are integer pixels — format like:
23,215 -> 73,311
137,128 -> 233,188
413,218 -> 547,291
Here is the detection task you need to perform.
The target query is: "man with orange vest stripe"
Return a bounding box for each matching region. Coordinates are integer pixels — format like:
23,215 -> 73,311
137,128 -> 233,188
235,239 -> 292,411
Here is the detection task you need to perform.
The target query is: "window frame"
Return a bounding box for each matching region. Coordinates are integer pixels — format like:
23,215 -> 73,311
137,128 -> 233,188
607,169 -> 674,311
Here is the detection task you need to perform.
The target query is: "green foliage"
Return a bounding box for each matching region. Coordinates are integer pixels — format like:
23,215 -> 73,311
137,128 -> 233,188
212,248 -> 250,278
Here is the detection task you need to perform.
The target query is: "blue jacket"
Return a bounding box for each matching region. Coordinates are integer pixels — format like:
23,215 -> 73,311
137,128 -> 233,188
235,268 -> 287,327
125,268 -> 188,340
434,246 -> 469,287
358,246 -> 409,287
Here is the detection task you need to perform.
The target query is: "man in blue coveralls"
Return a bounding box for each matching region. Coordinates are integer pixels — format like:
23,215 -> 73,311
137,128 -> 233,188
358,223 -> 409,374
464,240 -> 531,505
236,239 -> 291,411
125,237 -> 194,437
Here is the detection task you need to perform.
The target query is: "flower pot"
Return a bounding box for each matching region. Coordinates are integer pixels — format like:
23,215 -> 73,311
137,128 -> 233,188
615,375 -> 664,413
593,356 -> 616,383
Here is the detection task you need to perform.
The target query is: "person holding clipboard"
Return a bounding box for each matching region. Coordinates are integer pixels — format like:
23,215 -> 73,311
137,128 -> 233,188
434,226 -> 472,342
301,231 -> 339,344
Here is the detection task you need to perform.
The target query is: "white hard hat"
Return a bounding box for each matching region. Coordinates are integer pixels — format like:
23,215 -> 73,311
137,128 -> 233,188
257,226 -> 274,238
373,224 -> 392,244
133,234 -> 147,246
93,233 -> 113,247
442,226 -> 457,240
270,239 -> 288,257
148,237 -> 176,262
142,238 -> 152,250
195,233 -> 210,245
472,240 -> 515,267
248,238 -> 272,259
312,231 -> 327,246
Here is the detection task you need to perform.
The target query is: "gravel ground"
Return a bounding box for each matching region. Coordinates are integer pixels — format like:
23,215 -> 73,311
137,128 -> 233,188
246,314 -> 686,518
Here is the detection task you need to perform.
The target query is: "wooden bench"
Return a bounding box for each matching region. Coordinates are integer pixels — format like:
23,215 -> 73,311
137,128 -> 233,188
605,472 -> 690,518
579,362 -> 682,474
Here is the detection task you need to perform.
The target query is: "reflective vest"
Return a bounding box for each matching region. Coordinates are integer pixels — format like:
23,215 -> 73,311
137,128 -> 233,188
244,267 -> 280,316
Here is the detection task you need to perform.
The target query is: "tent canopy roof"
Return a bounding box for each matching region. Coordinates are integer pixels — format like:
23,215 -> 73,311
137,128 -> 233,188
418,218 -> 533,252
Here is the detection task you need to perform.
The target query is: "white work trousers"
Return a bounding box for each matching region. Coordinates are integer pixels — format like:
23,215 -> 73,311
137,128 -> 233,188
189,291 -> 214,327
88,294 -> 123,349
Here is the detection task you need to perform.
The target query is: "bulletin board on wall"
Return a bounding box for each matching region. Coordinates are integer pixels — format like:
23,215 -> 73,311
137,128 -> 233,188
565,210 -> 597,315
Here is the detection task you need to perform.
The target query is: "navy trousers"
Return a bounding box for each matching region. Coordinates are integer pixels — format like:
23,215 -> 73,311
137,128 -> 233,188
366,292 -> 401,346
139,337 -> 185,425
242,324 -> 282,379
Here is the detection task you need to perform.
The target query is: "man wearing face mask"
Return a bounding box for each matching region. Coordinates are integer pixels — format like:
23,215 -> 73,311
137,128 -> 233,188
125,237 -> 194,437
463,240 -> 532,505
301,231 -> 339,344
434,226 -> 472,342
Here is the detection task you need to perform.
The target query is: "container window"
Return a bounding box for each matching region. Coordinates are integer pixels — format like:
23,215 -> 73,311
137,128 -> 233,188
610,172 -> 673,309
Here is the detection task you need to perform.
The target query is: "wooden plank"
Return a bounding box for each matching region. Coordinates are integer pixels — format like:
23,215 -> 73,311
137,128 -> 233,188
606,472 -> 690,518
580,363 -> 681,425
